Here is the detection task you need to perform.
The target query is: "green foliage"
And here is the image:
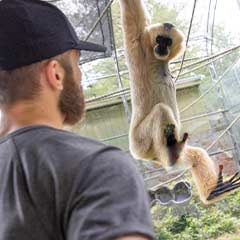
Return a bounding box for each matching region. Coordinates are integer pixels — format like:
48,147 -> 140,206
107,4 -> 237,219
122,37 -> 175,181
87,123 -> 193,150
167,214 -> 189,234
156,230 -> 172,240
153,190 -> 240,240
219,190 -> 240,218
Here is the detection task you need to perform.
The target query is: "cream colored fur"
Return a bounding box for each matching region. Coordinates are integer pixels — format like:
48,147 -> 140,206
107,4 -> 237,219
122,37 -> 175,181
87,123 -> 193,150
119,0 -> 238,204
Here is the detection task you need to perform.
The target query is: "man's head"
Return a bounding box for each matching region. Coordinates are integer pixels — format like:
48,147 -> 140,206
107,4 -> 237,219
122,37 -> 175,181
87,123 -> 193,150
0,49 -> 85,125
0,0 -> 106,126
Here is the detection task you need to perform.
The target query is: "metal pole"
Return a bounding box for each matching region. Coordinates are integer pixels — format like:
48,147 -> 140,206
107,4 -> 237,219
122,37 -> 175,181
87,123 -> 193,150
109,4 -> 131,123
85,0 -> 115,41
237,0 -> 240,10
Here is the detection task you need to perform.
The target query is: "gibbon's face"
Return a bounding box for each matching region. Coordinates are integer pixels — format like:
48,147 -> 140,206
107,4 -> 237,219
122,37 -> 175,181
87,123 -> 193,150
147,23 -> 185,61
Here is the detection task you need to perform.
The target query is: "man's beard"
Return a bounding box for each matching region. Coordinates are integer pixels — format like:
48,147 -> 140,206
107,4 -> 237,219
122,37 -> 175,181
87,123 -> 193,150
59,73 -> 85,126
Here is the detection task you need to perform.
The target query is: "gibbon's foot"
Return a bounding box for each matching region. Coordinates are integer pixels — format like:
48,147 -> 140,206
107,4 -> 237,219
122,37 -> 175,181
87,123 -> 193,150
207,165 -> 240,201
164,124 -> 188,165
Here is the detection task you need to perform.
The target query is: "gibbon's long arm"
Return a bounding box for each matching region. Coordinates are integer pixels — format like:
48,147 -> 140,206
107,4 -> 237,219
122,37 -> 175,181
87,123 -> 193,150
119,0 -> 151,72
119,0 -> 150,42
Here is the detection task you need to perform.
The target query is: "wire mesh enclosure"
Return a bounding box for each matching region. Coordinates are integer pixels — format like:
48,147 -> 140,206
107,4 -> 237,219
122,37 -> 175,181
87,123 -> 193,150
46,0 -> 113,63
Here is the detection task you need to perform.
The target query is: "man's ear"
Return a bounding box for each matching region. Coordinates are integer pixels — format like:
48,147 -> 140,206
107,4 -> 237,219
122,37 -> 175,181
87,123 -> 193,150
45,60 -> 65,91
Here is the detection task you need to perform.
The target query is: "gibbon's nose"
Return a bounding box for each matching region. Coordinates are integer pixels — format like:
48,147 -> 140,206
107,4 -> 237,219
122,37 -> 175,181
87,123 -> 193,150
155,46 -> 168,56
155,35 -> 172,56
156,36 -> 173,47
163,23 -> 175,31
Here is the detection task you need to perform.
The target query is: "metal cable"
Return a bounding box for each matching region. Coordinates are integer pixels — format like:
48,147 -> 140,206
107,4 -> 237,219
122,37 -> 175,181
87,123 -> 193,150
96,0 -> 106,46
172,44 -> 240,73
175,0 -> 198,81
85,45 -> 240,105
180,59 -> 240,114
177,52 -> 230,78
85,0 -> 115,41
148,168 -> 192,191
211,0 -> 218,54
206,114 -> 240,151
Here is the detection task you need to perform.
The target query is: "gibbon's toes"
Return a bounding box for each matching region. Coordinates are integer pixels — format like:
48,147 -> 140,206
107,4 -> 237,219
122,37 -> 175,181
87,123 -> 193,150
207,165 -> 240,200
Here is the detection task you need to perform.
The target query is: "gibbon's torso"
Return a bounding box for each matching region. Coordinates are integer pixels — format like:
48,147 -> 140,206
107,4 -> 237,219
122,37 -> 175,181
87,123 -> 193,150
127,51 -> 179,126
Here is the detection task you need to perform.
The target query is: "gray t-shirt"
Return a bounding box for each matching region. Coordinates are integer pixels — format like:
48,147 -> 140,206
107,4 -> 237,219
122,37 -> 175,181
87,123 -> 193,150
0,125 -> 154,240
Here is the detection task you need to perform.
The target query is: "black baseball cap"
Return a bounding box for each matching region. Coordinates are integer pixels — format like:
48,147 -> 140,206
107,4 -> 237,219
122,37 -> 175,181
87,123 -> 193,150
0,0 -> 107,70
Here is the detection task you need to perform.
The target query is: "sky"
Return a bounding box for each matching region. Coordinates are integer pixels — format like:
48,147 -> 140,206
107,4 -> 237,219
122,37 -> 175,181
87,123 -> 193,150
218,0 -> 240,24
215,0 -> 240,39
175,0 -> 240,41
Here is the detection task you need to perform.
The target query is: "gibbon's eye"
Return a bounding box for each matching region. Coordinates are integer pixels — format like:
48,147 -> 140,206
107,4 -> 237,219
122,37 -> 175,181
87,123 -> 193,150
166,38 -> 172,46
156,35 -> 172,47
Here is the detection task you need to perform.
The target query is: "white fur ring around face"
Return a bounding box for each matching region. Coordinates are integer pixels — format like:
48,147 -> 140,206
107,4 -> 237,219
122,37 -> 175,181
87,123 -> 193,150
154,45 -> 170,60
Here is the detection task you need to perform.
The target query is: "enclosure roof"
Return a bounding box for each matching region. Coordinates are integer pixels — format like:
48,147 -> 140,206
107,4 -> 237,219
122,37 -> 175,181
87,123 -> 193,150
45,0 -> 113,63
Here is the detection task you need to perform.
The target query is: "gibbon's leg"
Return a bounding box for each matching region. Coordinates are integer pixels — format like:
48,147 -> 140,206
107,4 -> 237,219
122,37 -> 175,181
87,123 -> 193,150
130,103 -> 185,167
184,146 -> 218,204
185,146 -> 240,204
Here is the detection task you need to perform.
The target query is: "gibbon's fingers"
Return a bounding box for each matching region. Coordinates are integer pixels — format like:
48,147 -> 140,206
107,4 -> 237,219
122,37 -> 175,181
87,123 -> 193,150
228,172 -> 240,183
182,133 -> 188,143
208,176 -> 240,192
206,179 -> 240,191
207,171 -> 240,191
207,182 -> 240,200
231,176 -> 240,185
207,165 -> 240,200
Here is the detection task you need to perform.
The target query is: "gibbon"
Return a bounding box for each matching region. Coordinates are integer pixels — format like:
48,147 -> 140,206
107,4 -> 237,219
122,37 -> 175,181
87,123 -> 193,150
119,0 -> 240,204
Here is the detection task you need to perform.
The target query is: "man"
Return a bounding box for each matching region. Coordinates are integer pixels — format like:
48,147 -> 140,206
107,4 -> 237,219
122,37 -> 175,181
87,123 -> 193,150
0,0 -> 155,240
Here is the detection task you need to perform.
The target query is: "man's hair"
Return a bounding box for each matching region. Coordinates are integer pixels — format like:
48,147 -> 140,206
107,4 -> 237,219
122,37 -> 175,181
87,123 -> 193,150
0,51 -> 72,107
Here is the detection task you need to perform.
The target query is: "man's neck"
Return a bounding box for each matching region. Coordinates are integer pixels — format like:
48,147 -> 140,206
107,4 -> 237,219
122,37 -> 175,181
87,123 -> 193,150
0,103 -> 64,137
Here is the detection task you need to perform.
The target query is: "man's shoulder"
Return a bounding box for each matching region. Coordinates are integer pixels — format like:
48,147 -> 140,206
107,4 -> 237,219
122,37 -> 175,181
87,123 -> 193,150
9,125 -> 133,170
10,125 -> 138,187
12,125 -> 110,158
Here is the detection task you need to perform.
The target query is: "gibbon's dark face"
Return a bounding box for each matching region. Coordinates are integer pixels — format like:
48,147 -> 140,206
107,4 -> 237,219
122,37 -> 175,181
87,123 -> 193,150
150,23 -> 184,61
155,23 -> 173,57
155,35 -> 173,56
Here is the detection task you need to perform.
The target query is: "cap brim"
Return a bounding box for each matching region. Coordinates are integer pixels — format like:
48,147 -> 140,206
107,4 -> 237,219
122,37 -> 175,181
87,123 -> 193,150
77,40 -> 107,52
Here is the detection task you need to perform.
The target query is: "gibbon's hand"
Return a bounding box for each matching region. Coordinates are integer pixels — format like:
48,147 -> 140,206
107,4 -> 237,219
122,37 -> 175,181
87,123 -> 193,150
207,165 -> 240,200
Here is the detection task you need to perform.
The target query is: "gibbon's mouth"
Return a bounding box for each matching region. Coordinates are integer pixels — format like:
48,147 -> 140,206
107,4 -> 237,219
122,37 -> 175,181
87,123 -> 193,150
156,35 -> 173,48
154,45 -> 170,60
154,45 -> 169,56
154,35 -> 173,58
